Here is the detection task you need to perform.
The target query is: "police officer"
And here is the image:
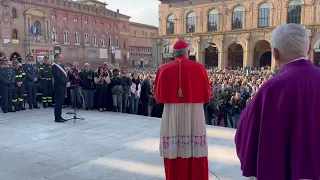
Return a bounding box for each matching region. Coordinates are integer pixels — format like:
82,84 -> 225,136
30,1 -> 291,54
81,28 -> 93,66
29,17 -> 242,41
0,56 -> 16,113
23,53 -> 40,109
52,53 -> 70,122
40,56 -> 53,108
12,59 -> 26,111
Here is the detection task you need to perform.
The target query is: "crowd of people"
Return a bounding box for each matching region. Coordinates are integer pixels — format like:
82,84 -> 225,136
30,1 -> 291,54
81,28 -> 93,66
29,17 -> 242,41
0,51 -> 279,129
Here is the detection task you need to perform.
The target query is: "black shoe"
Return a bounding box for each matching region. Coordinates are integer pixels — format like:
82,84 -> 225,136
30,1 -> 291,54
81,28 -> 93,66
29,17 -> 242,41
19,106 -> 26,110
48,104 -> 54,107
8,109 -> 15,112
43,103 -> 48,108
15,107 -> 20,111
29,106 -> 33,110
61,118 -> 68,122
90,108 -> 94,110
85,108 -> 89,110
55,119 -> 65,123
3,111 -> 8,113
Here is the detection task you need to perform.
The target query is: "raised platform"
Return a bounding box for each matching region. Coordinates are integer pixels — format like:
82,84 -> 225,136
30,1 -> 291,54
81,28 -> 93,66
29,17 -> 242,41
0,109 -> 245,180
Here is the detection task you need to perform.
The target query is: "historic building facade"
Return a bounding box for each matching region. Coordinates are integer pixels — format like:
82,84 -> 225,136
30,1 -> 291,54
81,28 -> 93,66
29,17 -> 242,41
153,0 -> 320,69
129,22 -> 158,67
0,0 -> 130,66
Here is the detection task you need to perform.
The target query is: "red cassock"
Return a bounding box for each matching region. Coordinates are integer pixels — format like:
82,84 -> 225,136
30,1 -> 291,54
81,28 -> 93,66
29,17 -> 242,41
154,57 -> 211,180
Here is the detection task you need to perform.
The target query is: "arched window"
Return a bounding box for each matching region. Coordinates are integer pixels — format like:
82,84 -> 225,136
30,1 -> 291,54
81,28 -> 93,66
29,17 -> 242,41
93,34 -> 97,46
116,37 -> 119,48
75,31 -> 80,45
51,27 -> 58,43
258,3 -> 270,28
287,0 -> 301,24
186,11 -> 196,33
12,8 -> 17,19
208,9 -> 218,32
84,33 -> 89,45
109,37 -> 112,46
101,35 -> 105,47
167,14 -> 175,34
232,6 -> 245,29
33,20 -> 42,35
63,30 -> 69,44
12,29 -> 18,39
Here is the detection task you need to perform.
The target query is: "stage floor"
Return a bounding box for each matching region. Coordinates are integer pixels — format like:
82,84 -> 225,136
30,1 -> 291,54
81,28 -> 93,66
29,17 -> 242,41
0,108 -> 245,180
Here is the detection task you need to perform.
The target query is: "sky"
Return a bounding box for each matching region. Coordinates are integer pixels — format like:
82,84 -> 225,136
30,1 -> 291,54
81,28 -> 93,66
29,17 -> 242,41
105,0 -> 160,27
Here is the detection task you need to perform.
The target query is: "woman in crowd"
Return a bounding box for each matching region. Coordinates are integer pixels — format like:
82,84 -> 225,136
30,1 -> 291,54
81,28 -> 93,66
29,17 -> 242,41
139,76 -> 153,116
129,73 -> 141,114
94,66 -> 110,112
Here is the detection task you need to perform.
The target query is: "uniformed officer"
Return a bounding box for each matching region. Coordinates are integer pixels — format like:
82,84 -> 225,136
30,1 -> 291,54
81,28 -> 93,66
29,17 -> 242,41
22,53 -> 40,109
12,59 -> 26,111
52,53 -> 70,123
0,56 -> 16,113
40,56 -> 53,108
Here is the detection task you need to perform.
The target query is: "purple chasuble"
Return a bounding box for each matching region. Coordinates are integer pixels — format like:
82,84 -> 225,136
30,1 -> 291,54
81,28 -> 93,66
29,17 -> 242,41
235,59 -> 320,180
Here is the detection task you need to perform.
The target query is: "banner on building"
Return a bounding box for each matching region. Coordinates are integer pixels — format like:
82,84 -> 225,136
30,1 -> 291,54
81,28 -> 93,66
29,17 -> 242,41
115,50 -> 121,59
99,49 -> 108,59
35,50 -> 48,56
87,49 -> 97,58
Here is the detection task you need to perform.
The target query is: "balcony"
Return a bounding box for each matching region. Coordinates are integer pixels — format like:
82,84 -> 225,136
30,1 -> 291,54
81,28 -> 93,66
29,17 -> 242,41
24,35 -> 53,45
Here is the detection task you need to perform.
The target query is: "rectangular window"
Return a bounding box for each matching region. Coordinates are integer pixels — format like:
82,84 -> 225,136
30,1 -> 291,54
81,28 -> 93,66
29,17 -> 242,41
63,16 -> 67,21
232,11 -> 244,29
287,5 -> 301,24
208,14 -> 218,32
186,17 -> 195,33
74,18 -> 78,23
258,8 -> 270,28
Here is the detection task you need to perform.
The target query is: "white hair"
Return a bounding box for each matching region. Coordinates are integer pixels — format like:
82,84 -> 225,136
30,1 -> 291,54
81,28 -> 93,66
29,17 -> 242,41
84,63 -> 90,66
271,24 -> 310,60
173,47 -> 189,58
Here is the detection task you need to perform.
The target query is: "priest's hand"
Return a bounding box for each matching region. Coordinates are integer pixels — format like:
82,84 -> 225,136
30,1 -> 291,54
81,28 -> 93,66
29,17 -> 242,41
66,82 -> 71,88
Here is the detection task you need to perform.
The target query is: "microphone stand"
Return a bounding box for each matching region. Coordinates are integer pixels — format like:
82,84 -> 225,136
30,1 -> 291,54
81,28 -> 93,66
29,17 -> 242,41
66,84 -> 85,123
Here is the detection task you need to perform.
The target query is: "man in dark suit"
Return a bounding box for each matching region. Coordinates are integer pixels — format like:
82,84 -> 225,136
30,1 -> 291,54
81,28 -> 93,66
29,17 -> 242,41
51,53 -> 70,123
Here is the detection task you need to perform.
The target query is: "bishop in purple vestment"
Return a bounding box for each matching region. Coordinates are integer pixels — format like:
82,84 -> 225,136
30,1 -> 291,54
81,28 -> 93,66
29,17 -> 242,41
235,24 -> 320,180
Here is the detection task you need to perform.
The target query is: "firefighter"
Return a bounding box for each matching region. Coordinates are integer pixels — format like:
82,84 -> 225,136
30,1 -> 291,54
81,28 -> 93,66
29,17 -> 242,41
23,53 -> 40,109
12,59 -> 26,111
0,56 -> 15,113
39,56 -> 53,108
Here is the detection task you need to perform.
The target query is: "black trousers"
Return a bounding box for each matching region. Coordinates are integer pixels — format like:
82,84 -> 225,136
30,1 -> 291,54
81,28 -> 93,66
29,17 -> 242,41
42,80 -> 53,104
26,82 -> 37,106
12,85 -> 24,108
1,86 -> 13,112
54,85 -> 66,120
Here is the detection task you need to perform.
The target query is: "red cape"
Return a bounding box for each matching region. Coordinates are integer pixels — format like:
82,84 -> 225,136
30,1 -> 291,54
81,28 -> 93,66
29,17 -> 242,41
154,57 -> 210,104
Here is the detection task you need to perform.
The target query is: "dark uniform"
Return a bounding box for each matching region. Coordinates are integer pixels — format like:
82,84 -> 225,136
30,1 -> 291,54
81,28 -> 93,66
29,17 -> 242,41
40,62 -> 53,108
12,60 -> 26,111
0,57 -> 15,113
52,62 -> 68,122
23,54 -> 40,109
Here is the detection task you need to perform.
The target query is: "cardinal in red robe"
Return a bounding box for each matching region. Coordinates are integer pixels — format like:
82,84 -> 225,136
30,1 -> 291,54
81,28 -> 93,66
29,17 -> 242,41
235,24 -> 320,180
154,40 -> 211,180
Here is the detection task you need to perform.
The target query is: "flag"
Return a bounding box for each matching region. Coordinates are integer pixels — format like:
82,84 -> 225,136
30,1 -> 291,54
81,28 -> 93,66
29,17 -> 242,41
30,26 -> 34,36
111,46 -> 116,54
33,25 -> 37,36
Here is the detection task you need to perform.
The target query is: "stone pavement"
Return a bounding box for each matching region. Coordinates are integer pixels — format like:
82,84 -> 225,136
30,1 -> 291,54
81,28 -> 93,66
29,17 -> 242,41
0,108 -> 245,180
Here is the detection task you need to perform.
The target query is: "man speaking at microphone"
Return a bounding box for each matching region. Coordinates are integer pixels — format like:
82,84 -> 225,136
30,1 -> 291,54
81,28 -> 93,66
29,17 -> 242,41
51,53 -> 70,123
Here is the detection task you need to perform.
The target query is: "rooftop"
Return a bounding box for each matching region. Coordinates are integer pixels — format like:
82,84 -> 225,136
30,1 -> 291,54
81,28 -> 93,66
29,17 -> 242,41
0,109 -> 243,180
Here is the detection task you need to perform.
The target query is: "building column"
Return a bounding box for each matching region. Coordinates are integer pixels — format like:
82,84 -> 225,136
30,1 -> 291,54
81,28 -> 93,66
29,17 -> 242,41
218,41 -> 225,69
271,56 -> 276,69
309,50 -> 314,63
196,37 -> 201,63
243,38 -> 251,67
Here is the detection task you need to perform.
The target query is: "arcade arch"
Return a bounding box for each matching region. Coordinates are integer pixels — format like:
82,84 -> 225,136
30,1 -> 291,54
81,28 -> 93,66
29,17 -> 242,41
227,42 -> 243,68
252,40 -> 272,67
205,43 -> 219,67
